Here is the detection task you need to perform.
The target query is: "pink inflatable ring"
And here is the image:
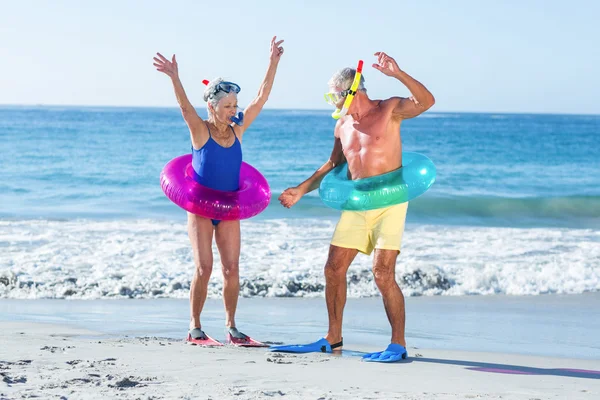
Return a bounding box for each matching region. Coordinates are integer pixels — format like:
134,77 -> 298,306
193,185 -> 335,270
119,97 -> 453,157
160,154 -> 271,220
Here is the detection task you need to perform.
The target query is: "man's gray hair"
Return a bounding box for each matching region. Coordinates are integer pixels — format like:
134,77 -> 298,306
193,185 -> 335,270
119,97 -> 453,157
328,68 -> 366,92
203,77 -> 236,114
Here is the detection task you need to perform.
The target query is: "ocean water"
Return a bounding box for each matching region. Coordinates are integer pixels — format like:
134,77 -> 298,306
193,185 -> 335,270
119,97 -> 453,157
1,106 -> 599,299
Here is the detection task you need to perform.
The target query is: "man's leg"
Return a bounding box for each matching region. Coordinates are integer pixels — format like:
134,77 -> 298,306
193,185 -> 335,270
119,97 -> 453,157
372,249 -> 406,347
324,245 -> 359,346
270,210 -> 366,353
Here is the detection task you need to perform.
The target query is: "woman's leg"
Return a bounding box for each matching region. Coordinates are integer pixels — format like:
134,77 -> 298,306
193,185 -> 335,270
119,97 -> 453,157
187,212 -> 215,331
214,220 -> 241,328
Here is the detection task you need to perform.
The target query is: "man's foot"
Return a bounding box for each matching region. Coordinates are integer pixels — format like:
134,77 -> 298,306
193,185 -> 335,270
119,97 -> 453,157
186,328 -> 223,346
225,327 -> 268,347
362,343 -> 407,363
270,337 -> 343,353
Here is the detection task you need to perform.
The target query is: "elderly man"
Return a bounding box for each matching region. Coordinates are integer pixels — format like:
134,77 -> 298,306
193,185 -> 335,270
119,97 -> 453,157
274,52 -> 435,362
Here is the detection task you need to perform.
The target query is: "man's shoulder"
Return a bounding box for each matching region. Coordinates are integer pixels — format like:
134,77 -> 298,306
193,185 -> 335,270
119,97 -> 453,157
371,98 -> 402,118
333,118 -> 345,138
370,97 -> 402,115
381,97 -> 404,107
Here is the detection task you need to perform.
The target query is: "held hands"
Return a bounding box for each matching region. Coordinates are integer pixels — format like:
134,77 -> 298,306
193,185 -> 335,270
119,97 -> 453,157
372,52 -> 401,77
153,53 -> 179,79
278,187 -> 303,208
269,36 -> 285,63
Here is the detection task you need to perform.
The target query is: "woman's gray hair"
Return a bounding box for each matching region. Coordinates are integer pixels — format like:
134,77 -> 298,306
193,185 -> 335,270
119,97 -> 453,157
328,68 -> 366,92
203,77 -> 236,114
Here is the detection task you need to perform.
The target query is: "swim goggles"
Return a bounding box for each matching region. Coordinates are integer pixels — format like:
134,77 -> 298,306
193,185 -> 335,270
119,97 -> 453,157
324,89 -> 355,106
202,80 -> 241,98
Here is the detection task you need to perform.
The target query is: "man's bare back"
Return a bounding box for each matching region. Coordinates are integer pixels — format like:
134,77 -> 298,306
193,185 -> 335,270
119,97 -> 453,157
336,98 -> 404,180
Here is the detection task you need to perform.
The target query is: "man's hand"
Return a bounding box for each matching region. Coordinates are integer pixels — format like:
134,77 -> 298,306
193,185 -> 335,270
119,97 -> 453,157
153,53 -> 179,79
278,187 -> 303,208
372,51 -> 401,77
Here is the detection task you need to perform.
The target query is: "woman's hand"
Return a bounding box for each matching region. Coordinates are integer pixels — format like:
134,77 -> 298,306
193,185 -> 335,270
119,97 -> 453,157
269,36 -> 285,63
153,52 -> 179,79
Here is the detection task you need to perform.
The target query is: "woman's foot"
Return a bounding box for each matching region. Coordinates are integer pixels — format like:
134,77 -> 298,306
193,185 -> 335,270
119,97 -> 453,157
188,327 -> 207,340
186,328 -> 223,346
225,327 -> 268,347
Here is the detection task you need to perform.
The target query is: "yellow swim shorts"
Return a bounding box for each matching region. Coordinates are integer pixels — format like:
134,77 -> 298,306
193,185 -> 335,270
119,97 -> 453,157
330,202 -> 408,255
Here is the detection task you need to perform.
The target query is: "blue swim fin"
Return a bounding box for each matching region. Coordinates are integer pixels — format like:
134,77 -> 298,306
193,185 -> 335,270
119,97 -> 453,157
269,338 -> 343,354
362,343 -> 408,363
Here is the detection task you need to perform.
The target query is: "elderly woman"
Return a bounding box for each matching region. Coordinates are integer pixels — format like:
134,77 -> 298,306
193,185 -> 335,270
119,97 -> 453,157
153,36 -> 284,345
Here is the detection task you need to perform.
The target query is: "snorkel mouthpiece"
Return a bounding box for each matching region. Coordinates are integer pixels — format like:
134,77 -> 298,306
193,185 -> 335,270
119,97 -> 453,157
332,60 -> 364,120
231,111 -> 244,126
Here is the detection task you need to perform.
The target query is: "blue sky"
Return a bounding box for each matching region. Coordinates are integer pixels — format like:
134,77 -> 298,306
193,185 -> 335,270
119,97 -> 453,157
1,0 -> 599,114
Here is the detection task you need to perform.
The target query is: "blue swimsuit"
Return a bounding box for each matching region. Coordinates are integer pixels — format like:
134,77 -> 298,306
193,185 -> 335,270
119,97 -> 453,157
192,124 -> 242,225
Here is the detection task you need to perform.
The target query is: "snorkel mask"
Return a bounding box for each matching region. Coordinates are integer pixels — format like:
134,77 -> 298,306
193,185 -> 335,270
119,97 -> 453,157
324,60 -> 364,120
202,79 -> 245,126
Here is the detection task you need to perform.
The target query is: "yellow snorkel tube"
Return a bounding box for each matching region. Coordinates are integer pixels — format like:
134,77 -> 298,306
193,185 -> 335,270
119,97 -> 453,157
331,60 -> 364,120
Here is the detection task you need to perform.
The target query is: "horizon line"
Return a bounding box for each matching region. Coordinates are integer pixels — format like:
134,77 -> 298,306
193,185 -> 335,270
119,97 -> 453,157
0,103 -> 599,117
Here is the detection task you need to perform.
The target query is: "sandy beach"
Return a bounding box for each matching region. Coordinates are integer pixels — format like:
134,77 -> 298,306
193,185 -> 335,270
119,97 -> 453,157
1,320 -> 599,400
